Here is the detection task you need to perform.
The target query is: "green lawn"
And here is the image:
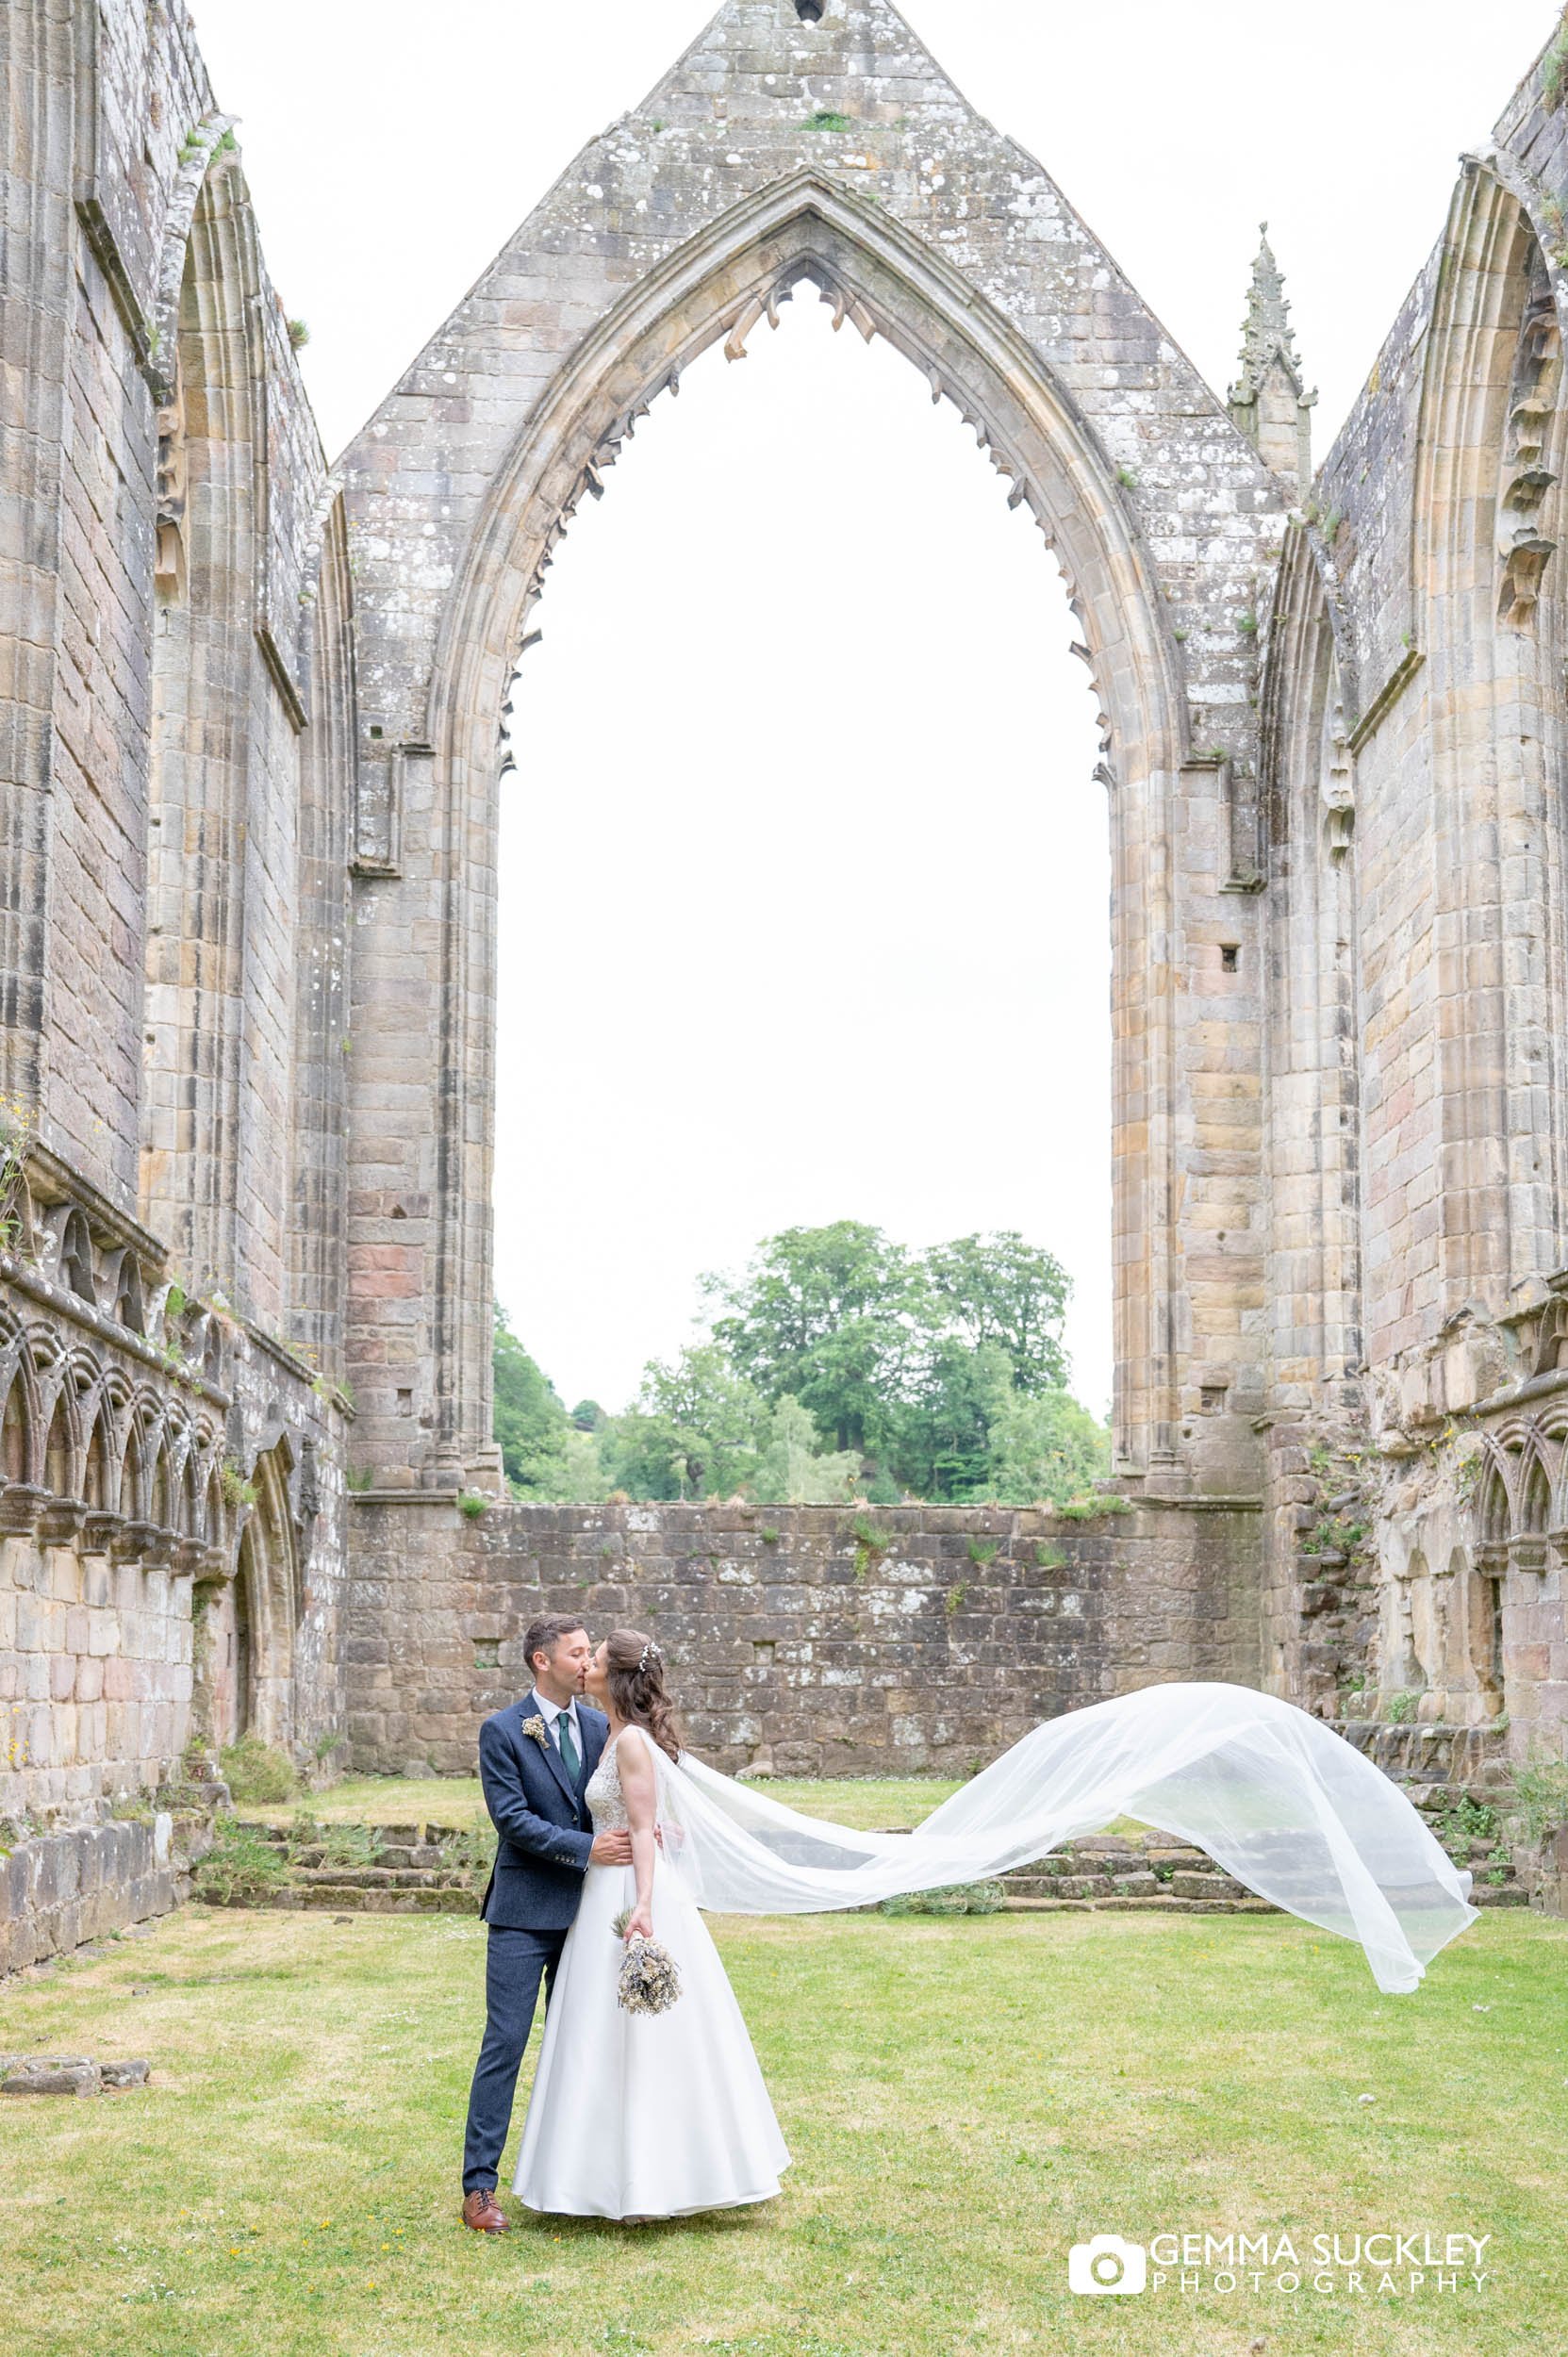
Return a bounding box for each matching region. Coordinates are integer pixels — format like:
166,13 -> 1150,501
2,1899 -> 1563,2355
250,1773 -> 964,1833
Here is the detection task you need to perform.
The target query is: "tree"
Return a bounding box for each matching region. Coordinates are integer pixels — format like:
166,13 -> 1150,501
704,1221 -> 919,1455
892,1338 -> 1015,1503
922,1231 -> 1070,1395
602,1343 -> 768,1500
751,1397 -> 865,1506
492,1303 -> 595,1498
982,1385 -> 1114,1508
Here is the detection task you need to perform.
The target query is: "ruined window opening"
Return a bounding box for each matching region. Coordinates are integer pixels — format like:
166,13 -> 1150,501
795,2 -> 825,21
1199,1384 -> 1228,1414
1220,944 -> 1239,973
397,1388 -> 414,1416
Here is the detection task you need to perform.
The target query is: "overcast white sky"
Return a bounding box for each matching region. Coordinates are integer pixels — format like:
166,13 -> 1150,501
196,0 -> 1556,1421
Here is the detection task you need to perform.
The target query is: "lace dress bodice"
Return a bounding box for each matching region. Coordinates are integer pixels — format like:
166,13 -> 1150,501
585,1734 -> 630,1833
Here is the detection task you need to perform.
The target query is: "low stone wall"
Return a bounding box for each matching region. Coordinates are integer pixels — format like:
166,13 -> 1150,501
0,1810 -> 201,1974
345,1496 -> 1263,1777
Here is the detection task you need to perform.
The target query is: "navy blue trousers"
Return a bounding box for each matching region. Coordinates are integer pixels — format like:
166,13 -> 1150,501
462,1924 -> 568,2191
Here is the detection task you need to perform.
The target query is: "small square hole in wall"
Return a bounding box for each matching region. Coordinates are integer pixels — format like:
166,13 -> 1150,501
369,724 -> 384,739
1199,1385 -> 1229,1415
752,1640 -> 777,1665
397,1389 -> 414,1417
1220,944 -> 1240,973
795,1 -> 825,20
473,1638 -> 501,1668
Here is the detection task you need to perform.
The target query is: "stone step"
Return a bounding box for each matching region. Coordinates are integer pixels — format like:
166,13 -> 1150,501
1002,1893 -> 1278,1917
1004,1870 -> 1164,1898
261,1884 -> 479,1915
290,1865 -> 471,1890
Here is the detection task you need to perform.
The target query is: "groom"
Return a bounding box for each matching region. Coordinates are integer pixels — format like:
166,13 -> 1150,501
459,1614 -> 629,2232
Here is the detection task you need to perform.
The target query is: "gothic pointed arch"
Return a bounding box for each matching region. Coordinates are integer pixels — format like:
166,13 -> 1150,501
1407,158 -> 1568,1315
343,10 -> 1284,1504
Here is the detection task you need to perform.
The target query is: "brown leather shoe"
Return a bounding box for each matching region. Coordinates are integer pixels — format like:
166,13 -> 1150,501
461,2187 -> 509,2233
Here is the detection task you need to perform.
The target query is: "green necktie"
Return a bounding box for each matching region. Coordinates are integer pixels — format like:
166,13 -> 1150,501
556,1712 -> 580,1782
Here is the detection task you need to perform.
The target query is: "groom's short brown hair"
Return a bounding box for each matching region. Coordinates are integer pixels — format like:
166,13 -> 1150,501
523,1614 -> 587,1673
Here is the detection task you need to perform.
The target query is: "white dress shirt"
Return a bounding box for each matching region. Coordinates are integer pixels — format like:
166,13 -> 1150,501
530,1689 -> 583,1761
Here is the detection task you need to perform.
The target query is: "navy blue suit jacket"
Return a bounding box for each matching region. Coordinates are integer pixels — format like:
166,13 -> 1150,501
476,1693 -> 609,1932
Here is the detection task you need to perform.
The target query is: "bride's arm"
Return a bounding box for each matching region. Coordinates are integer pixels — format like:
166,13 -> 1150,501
618,1728 -> 659,1941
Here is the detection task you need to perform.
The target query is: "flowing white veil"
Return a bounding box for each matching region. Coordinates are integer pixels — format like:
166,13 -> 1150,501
650,1682 -> 1478,1995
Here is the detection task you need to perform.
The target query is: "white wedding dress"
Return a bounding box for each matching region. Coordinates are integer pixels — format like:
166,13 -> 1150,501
514,1681 -> 1478,2219
513,1727 -> 791,2221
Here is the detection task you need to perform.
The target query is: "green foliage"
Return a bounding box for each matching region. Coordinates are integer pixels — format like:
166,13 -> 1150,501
287,319 -> 310,350
604,1342 -> 767,1500
1431,1793 -> 1497,1863
192,1819 -> 290,1904
313,1821 -> 379,1871
705,1221 -> 1079,1500
984,1387 -> 1114,1508
1056,1492 -> 1132,1520
456,1491 -> 489,1521
851,1514 -> 895,1581
760,1526 -> 782,1546
344,1466 -> 375,1493
922,1232 -> 1069,1393
750,1395 -> 863,1506
492,1303 -> 606,1501
493,1223 -> 1098,1509
945,1581 -> 967,1618
966,1537 -> 999,1568
1543,192 -> 1568,269
1237,610 -> 1259,635
1543,13 -> 1568,109
801,109 -> 853,132
1035,1541 -> 1066,1571
1116,465 -> 1138,489
706,1221 -> 918,1459
1512,1759 -> 1568,1845
1385,1690 -> 1417,1725
219,1736 -> 297,1805
442,1820 -> 495,1881
219,1459 -> 256,1509
880,1880 -> 1005,1918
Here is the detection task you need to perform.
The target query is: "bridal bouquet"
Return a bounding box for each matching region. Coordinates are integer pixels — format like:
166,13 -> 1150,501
612,1910 -> 682,2016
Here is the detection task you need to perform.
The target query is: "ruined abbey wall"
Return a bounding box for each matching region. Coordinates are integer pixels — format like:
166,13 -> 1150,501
4,0 -> 1568,1963
345,1498 -> 1260,1778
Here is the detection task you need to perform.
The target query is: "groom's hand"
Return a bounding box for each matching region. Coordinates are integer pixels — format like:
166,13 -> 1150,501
590,1830 -> 635,1865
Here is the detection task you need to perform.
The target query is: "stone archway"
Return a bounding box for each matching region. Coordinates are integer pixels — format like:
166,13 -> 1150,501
341,0 -> 1285,1504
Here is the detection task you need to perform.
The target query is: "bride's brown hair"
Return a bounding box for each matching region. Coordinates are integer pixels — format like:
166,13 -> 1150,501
604,1628 -> 682,1763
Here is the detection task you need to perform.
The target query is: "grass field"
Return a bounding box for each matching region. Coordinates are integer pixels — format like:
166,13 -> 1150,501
250,1773 -> 965,1834
2,1887 -> 1564,2356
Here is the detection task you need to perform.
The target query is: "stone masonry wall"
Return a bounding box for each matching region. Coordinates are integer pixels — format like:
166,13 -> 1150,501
345,1498 -> 1262,1778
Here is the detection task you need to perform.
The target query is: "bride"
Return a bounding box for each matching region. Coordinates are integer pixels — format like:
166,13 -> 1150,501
512,1631 -> 791,2221
514,1627 -> 1479,2223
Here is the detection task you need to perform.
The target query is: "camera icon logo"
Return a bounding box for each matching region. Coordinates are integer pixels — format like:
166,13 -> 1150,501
1067,2234 -> 1148,2296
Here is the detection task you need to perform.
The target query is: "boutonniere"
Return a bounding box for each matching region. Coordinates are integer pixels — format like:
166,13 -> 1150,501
520,1714 -> 550,1749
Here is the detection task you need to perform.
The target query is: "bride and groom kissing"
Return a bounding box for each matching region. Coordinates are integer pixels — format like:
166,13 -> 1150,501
459,1614 -> 789,2228
456,1604 -> 1483,2230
